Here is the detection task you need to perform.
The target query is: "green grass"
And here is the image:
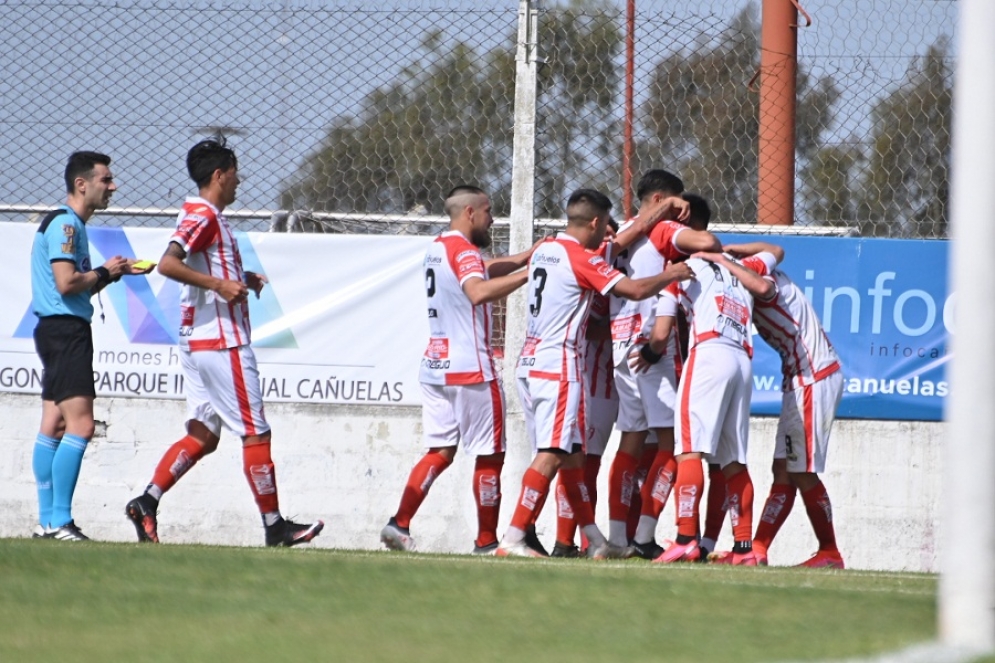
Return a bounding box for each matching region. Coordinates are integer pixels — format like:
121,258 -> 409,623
0,538 -> 936,662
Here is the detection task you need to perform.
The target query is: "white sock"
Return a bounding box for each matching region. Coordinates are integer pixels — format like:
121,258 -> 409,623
633,515 -> 659,544
608,519 -> 628,547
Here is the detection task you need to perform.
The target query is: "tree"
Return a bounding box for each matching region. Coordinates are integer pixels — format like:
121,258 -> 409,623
280,31 -> 514,224
281,0 -> 623,227
856,38 -> 952,238
637,6 -> 839,225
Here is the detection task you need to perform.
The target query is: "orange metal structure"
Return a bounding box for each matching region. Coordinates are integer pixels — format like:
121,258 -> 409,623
757,0 -> 807,225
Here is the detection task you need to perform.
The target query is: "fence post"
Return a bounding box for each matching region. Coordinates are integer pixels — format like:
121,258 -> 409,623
940,0 -> 995,653
757,0 -> 797,226
504,0 -> 540,396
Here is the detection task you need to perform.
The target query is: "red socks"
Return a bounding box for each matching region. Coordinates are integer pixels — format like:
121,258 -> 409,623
639,448 -> 676,519
509,468 -> 551,532
608,451 -> 640,522
753,483 -> 796,552
801,480 -> 838,552
674,458 -> 705,539
554,478 -> 577,545
725,468 -> 755,544
560,467 -> 596,528
242,441 -> 280,515
703,465 -> 727,541
473,457 -> 503,548
150,435 -> 205,495
394,450 -> 453,529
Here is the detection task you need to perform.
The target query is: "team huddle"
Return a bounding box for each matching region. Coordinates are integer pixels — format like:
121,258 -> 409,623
381,170 -> 845,569
28,144 -> 840,567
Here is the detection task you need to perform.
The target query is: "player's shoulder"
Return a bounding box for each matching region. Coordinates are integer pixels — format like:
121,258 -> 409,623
180,199 -> 218,223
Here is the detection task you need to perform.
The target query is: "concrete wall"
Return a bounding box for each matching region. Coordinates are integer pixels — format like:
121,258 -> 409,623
0,391 -> 942,572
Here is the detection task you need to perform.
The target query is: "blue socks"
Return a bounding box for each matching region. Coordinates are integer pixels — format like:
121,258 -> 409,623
49,433 -> 89,528
32,433 -> 60,528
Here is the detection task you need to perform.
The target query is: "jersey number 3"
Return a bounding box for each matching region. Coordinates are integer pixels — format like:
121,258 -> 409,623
529,267 -> 547,316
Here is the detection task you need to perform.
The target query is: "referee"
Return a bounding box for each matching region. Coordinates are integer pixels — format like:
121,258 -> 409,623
30,151 -> 148,541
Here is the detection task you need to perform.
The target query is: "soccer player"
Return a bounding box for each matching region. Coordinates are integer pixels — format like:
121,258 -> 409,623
496,189 -> 692,559
380,185 -> 533,554
718,242 -> 845,569
30,151 -> 148,541
125,137 -> 323,547
640,250 -> 776,565
607,171 -> 722,558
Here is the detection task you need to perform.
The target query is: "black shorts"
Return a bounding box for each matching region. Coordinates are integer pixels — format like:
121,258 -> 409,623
33,315 -> 95,402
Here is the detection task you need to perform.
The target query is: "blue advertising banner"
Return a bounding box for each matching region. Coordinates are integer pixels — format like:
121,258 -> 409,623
718,234 -> 949,421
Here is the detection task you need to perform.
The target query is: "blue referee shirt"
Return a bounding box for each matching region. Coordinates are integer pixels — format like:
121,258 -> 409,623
31,206 -> 95,322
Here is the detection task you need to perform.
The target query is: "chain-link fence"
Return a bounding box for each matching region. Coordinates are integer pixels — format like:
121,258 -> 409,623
1,0 -> 956,238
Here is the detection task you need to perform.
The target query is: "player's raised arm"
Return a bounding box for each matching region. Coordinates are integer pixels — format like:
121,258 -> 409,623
722,241 -> 785,264
609,260 -> 693,301
486,238 -> 542,277
462,270 -> 529,306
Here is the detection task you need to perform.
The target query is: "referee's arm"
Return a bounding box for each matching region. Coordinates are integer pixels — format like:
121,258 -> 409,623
51,257 -> 127,297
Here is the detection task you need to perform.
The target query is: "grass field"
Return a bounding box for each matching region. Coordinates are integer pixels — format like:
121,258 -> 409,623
0,538 -> 943,662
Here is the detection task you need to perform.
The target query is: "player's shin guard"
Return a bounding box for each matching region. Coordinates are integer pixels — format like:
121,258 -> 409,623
149,435 -> 206,499
725,468 -> 755,546
243,441 -> 280,517
607,451 -> 639,545
753,483 -> 796,554
801,480 -> 838,553
394,450 -> 453,529
473,456 -> 502,548
674,458 -> 705,540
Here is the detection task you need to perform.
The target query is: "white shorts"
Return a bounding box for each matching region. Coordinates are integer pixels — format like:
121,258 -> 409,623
518,377 -> 585,455
181,345 -> 270,438
420,380 -> 506,456
585,392 -> 618,456
614,354 -> 677,431
675,342 -> 752,469
775,370 -> 844,474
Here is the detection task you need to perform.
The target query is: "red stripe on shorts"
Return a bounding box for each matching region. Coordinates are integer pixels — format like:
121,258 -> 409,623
228,347 -> 257,437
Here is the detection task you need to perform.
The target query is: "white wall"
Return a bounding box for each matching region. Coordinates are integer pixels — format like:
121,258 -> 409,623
0,392 -> 942,572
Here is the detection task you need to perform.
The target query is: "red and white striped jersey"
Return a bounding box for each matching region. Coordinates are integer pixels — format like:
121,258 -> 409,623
418,231 -> 497,386
517,234 -> 624,382
657,255 -> 757,357
608,219 -> 688,366
753,270 -> 841,390
171,197 -> 251,352
585,292 -> 615,398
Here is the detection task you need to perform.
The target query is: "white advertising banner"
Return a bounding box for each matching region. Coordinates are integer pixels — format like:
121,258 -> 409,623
1,222 -> 433,405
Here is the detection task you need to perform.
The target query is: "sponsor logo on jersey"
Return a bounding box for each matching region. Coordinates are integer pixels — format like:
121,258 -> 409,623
456,249 -> 478,262
424,337 -> 450,359
610,314 -> 642,341
61,224 -> 76,254
426,255 -> 443,265
427,307 -> 438,318
535,253 -> 560,265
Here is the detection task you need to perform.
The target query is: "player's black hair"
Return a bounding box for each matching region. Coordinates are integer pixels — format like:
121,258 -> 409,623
566,188 -> 613,226
636,169 -> 684,200
64,151 -> 111,193
682,192 -> 712,230
187,137 -> 238,189
608,217 -> 619,233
